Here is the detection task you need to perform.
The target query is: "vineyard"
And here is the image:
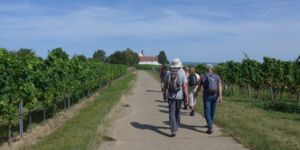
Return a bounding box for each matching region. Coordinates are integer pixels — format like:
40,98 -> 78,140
196,55 -> 300,112
0,48 -> 127,144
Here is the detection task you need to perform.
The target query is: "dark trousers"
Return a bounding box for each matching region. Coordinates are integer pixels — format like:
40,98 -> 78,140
168,99 -> 182,133
203,95 -> 218,129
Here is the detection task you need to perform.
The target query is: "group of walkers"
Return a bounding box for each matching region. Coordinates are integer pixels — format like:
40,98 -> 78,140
160,58 -> 223,137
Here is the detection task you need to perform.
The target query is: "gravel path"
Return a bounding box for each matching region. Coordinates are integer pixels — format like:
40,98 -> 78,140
98,70 -> 247,150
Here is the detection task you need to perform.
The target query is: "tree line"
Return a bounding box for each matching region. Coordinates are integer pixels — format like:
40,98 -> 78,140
0,48 -> 127,144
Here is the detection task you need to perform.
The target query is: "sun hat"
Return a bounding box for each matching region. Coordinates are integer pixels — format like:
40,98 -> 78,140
171,58 -> 183,68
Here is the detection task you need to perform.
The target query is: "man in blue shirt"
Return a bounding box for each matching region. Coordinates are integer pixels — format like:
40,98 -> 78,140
196,64 -> 223,134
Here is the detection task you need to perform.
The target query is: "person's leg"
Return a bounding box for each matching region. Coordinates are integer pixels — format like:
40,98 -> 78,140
189,89 -> 195,116
183,95 -> 188,110
210,96 -> 218,128
175,100 -> 182,126
203,97 -> 212,129
161,80 -> 164,92
168,99 -> 177,134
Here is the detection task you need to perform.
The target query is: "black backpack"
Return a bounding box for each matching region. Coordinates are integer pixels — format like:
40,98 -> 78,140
188,73 -> 198,87
167,69 -> 181,94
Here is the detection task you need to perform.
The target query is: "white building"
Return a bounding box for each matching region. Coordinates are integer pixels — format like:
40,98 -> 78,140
138,50 -> 160,65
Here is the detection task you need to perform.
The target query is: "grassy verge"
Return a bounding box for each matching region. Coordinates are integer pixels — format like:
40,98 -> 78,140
24,72 -> 136,150
135,64 -> 161,70
196,96 -> 300,150
145,70 -> 160,82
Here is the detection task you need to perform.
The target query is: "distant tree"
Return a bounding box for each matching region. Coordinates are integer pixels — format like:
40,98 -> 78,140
47,47 -> 69,62
93,49 -> 106,62
124,48 -> 139,66
108,51 -> 124,64
158,50 -> 169,64
73,55 -> 87,62
16,48 -> 36,57
108,48 -> 139,66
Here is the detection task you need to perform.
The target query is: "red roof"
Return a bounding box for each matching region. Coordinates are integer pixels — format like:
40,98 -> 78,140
139,56 -> 158,61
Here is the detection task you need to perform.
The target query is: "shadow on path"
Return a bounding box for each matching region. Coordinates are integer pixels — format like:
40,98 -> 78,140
130,122 -> 172,137
146,90 -> 162,93
155,100 -> 166,103
157,105 -> 168,109
163,121 -> 207,133
159,109 -> 189,116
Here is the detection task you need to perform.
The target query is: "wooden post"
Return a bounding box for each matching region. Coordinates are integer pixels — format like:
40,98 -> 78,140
8,118 -> 12,145
247,84 -> 252,98
19,101 -> 24,138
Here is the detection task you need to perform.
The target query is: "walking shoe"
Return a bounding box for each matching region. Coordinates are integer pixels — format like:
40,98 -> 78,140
170,132 -> 176,137
206,128 -> 214,134
183,105 -> 188,110
189,110 -> 195,116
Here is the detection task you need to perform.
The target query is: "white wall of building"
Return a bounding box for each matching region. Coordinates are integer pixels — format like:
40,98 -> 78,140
139,61 -> 161,65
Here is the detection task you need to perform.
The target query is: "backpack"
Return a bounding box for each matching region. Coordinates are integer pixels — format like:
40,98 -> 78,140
188,73 -> 198,87
167,69 -> 181,94
204,73 -> 218,94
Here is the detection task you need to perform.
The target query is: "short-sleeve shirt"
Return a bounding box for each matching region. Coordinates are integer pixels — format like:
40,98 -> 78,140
199,72 -> 221,97
165,68 -> 188,100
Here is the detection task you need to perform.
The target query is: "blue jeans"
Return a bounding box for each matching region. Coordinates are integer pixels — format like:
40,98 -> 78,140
168,99 -> 182,133
203,95 -> 218,129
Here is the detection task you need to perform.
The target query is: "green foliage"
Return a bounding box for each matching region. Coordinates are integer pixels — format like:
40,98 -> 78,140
108,48 -> 139,66
0,47 -> 127,143
93,49 -> 106,62
158,50 -> 169,64
195,64 -> 205,74
73,55 -> 87,62
195,55 -> 300,102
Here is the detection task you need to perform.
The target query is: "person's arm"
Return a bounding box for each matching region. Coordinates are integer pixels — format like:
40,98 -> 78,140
195,75 -> 202,98
218,78 -> 223,104
163,75 -> 168,101
182,71 -> 189,104
183,82 -> 189,104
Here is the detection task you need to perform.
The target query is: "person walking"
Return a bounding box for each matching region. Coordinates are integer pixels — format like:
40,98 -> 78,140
196,64 -> 222,134
187,67 -> 200,116
160,65 -> 169,92
163,58 -> 189,137
183,66 -> 190,110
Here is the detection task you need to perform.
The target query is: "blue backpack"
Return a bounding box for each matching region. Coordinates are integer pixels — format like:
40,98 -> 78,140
204,73 -> 218,94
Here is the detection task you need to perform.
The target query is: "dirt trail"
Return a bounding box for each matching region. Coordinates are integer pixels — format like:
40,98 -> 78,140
98,70 -> 247,150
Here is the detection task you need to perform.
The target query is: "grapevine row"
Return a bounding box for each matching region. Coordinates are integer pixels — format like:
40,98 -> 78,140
196,55 -> 300,105
0,48 -> 127,144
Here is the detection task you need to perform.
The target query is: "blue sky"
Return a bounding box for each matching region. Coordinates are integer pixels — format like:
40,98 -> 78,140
0,0 -> 299,62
